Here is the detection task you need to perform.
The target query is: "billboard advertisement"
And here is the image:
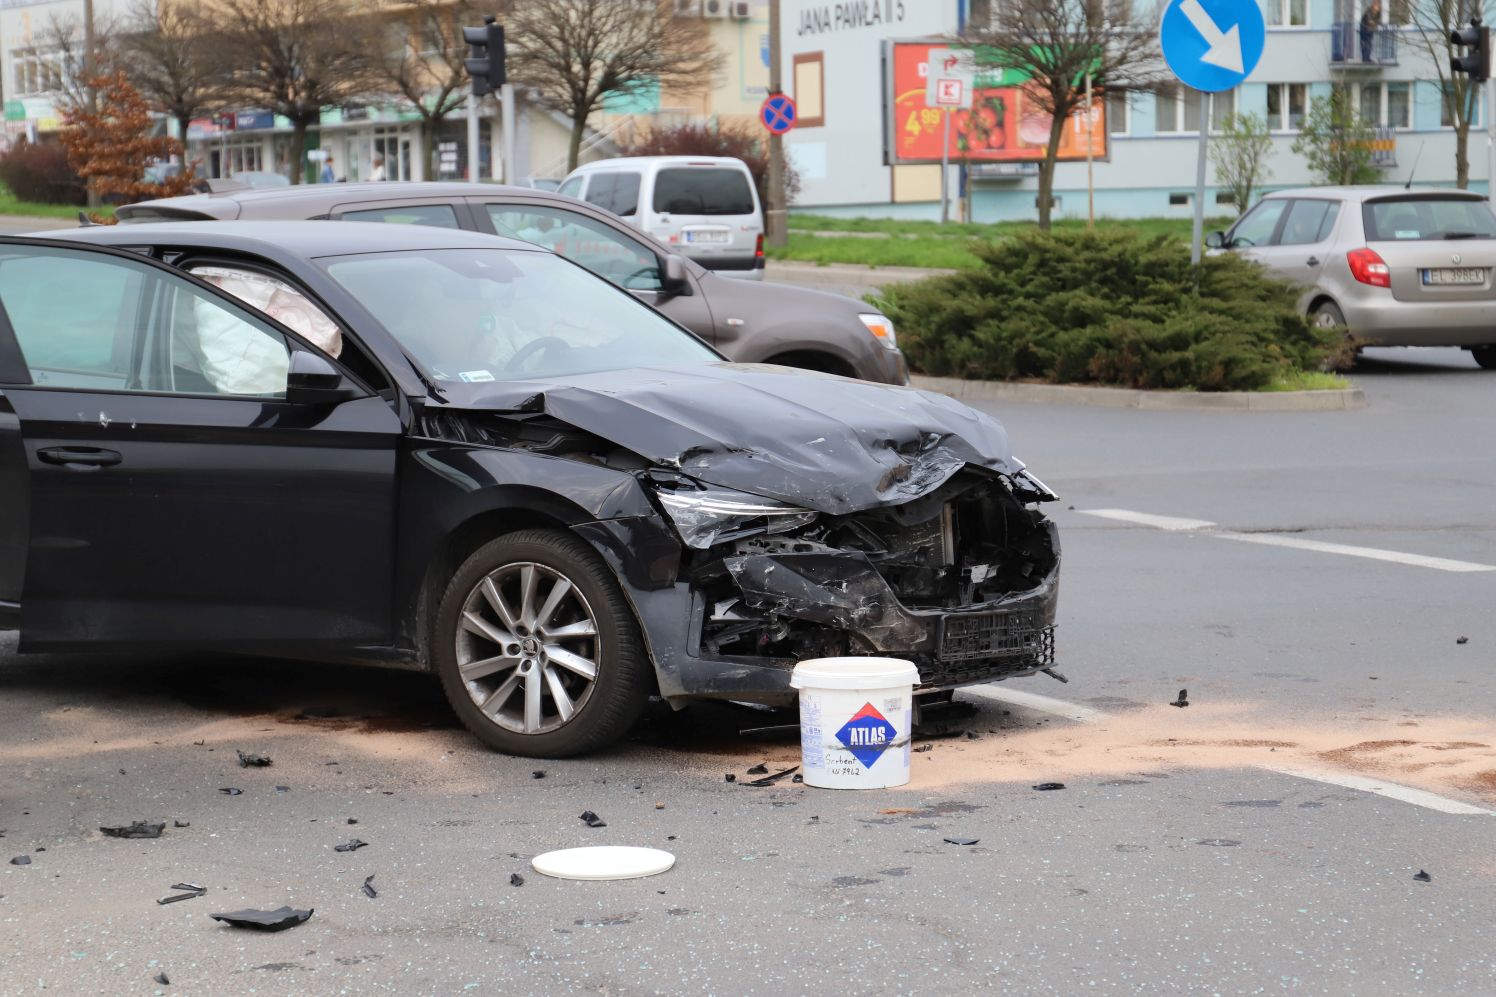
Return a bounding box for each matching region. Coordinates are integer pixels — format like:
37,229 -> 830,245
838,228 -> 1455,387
886,41 -> 1108,165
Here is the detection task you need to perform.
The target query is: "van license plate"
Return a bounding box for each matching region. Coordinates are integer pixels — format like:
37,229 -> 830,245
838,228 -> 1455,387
1423,267 -> 1485,285
685,231 -> 728,244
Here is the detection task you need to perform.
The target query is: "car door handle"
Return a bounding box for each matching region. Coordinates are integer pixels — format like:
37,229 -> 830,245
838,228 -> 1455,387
37,446 -> 122,468
1306,256 -> 1320,267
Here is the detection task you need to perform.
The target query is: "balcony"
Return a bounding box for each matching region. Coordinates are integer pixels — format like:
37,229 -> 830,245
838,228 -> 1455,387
1331,23 -> 1399,66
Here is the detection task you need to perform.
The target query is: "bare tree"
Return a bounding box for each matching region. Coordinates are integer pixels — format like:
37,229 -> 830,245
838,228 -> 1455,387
1210,112 -> 1274,210
371,0 -> 481,175
506,0 -> 725,172
1407,0 -> 1488,188
966,0 -> 1165,229
207,0 -> 384,184
116,0 -> 224,150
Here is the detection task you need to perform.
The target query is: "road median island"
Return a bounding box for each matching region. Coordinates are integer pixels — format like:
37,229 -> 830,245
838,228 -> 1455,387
912,374 -> 1366,411
874,227 -> 1352,397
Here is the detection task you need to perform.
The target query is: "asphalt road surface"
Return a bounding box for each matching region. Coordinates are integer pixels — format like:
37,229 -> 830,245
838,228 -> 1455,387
2,347 -> 1494,995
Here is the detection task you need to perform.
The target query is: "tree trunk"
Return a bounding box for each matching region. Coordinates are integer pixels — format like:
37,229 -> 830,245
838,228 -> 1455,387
176,115 -> 192,166
1455,124 -> 1469,189
291,120 -> 308,185
567,112 -> 587,173
1036,111 -> 1068,230
420,116 -> 437,180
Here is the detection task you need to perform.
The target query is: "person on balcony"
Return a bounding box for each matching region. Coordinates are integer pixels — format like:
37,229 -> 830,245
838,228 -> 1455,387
1360,0 -> 1383,62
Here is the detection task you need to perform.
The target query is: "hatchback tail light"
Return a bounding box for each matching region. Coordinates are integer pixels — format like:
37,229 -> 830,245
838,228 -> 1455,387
1347,248 -> 1391,288
755,233 -> 764,259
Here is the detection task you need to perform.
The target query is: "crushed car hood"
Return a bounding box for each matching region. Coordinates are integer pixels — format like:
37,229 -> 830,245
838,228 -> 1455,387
458,363 -> 1017,514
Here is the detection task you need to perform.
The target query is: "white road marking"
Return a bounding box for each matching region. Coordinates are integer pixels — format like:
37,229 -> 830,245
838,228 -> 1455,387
1263,765 -> 1495,816
1217,531 -> 1496,573
960,684 -> 1110,723
961,687 -> 1492,815
1078,509 -> 1218,531
1078,507 -> 1496,573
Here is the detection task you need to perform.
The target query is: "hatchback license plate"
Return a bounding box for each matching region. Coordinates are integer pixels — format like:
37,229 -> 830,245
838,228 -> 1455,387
1423,267 -> 1486,285
685,230 -> 728,244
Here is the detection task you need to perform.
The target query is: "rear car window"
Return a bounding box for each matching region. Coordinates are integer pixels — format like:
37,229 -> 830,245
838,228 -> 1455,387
557,176 -> 584,198
582,172 -> 641,216
1363,197 -> 1496,241
339,204 -> 461,228
652,168 -> 755,216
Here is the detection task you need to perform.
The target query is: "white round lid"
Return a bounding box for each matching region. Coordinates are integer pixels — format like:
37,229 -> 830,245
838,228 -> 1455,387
531,846 -> 676,881
790,656 -> 921,691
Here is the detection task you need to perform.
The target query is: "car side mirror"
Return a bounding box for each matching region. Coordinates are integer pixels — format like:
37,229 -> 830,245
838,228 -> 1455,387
660,254 -> 691,296
1205,231 -> 1228,250
286,350 -> 364,406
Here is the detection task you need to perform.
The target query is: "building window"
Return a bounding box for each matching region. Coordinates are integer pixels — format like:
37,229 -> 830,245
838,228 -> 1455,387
1358,81 -> 1410,128
1274,0 -> 1309,26
1169,192 -> 1190,206
11,49 -> 64,97
1266,83 -> 1308,131
1441,83 -> 1483,128
792,51 -> 824,128
1155,84 -> 1236,133
1106,89 -> 1129,135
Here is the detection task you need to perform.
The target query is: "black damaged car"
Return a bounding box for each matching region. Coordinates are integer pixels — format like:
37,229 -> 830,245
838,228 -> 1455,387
0,222 -> 1060,756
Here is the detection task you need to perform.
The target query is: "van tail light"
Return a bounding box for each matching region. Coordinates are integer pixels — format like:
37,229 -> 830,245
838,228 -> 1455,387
755,233 -> 764,259
1347,248 -> 1391,288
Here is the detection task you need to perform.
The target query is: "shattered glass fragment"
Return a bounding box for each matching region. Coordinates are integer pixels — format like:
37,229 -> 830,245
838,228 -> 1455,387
236,751 -> 272,768
1414,870 -> 1432,882
943,837 -> 979,846
154,972 -> 170,985
218,788 -> 242,796
746,763 -> 768,775
362,875 -> 378,898
100,821 -> 165,839
913,744 -> 933,753
173,820 -> 190,828
1170,689 -> 1189,708
579,811 -> 607,828
209,906 -> 313,931
532,771 -> 546,779
9,855 -> 30,865
334,839 -> 368,852
1032,783 -> 1065,791
510,873 -> 525,887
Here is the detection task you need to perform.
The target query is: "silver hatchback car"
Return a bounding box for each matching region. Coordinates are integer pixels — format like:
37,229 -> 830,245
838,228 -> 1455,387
1207,186 -> 1496,369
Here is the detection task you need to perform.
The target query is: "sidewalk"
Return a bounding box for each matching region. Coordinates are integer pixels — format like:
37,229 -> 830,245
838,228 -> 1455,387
763,259 -> 954,299
0,215 -> 80,234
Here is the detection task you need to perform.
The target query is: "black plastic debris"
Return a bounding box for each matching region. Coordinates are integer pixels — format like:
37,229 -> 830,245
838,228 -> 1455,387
1456,636 -> 1469,645
9,855 -> 30,866
1170,689 -> 1189,708
100,821 -> 165,839
792,774 -> 804,783
746,763 -> 768,775
362,875 -> 378,899
173,820 -> 190,828
275,786 -> 289,793
943,837 -> 979,846
742,765 -> 799,788
1032,783 -> 1066,792
913,744 -> 933,753
154,972 -> 170,985
510,873 -> 525,887
209,906 -> 313,932
236,751 -> 273,768
1414,870 -> 1432,883
724,774 -> 736,783
666,835 -> 677,841
579,811 -> 607,828
347,818 -> 359,825
157,883 -> 207,905
532,770 -> 546,779
334,838 -> 368,853
218,788 -> 243,796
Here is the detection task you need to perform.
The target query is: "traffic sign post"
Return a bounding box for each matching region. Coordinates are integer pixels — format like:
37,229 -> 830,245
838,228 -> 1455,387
1159,0 -> 1265,263
925,48 -> 974,224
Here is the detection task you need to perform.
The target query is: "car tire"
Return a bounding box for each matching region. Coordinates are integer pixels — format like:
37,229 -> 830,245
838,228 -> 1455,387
432,528 -> 651,757
1310,302 -> 1346,330
1471,345 -> 1496,369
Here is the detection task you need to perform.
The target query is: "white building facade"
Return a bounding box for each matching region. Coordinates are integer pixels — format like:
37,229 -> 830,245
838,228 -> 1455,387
779,0 -> 1487,221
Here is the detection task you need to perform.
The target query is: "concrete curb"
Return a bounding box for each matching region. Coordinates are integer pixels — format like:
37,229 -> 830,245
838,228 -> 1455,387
911,374 -> 1367,412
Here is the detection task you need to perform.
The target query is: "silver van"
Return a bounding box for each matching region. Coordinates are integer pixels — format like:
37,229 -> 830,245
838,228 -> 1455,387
561,156 -> 764,280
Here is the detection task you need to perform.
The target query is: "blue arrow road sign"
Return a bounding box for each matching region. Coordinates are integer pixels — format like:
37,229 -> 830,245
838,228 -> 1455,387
1159,0 -> 1265,92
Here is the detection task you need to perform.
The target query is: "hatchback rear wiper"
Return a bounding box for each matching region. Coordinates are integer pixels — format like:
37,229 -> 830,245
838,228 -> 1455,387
1442,231 -> 1481,239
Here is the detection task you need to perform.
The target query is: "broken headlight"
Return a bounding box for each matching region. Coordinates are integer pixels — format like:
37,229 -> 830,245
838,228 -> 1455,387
655,484 -> 818,549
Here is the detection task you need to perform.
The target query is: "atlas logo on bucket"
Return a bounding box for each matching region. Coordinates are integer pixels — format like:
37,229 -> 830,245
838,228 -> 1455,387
835,702 -> 898,768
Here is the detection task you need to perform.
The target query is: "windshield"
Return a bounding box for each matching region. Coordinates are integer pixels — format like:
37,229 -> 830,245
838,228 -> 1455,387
319,248 -> 715,383
652,168 -> 756,215
1363,197 -> 1496,241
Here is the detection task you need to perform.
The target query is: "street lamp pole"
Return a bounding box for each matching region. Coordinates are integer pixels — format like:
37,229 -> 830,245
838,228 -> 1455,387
766,0 -> 788,248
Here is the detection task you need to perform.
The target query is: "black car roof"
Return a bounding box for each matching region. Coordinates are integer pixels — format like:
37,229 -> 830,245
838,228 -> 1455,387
35,219 -> 539,258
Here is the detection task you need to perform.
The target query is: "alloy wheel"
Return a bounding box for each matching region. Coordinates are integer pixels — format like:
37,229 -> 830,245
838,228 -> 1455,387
455,561 -> 601,735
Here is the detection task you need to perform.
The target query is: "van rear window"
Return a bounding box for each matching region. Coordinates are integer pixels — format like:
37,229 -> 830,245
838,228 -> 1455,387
582,172 -> 640,216
1363,197 -> 1496,241
652,168 -> 755,216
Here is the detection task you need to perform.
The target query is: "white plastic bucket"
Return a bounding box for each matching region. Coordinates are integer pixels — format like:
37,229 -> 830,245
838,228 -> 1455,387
790,657 -> 920,790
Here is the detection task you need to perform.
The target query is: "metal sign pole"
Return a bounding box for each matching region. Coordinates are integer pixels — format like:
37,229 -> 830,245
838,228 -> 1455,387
941,109 -> 951,224
1191,90 -> 1210,266
466,96 -> 480,181
501,83 -> 516,182
1086,72 -> 1095,228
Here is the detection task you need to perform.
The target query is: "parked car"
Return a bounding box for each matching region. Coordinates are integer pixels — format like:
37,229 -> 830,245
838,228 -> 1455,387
117,182 -> 905,385
513,176 -> 561,191
0,221 -> 1061,756
560,156 -> 765,280
1207,186 -> 1496,369
230,170 -> 291,189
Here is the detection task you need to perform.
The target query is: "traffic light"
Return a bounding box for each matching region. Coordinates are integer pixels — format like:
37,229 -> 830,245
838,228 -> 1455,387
1451,17 -> 1488,82
464,15 -> 506,97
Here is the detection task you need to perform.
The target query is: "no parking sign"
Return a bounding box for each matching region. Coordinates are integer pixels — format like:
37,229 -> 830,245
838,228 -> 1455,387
760,93 -> 796,135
